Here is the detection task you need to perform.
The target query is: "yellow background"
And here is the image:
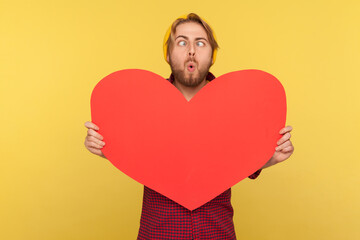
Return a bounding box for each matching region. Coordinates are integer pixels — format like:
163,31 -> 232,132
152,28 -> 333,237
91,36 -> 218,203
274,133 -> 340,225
1,0 -> 359,239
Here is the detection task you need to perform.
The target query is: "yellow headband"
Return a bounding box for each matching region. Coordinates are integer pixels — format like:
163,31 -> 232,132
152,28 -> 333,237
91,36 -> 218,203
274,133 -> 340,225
163,14 -> 218,65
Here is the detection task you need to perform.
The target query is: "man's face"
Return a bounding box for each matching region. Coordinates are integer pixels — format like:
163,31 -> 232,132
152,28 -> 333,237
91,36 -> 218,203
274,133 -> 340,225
167,22 -> 213,88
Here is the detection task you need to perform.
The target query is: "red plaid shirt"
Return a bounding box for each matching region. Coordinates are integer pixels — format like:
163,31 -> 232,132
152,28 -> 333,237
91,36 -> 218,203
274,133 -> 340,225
137,72 -> 262,239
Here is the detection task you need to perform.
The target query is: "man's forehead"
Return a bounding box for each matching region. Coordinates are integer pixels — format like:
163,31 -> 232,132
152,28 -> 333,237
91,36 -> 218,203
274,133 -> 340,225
174,22 -> 208,40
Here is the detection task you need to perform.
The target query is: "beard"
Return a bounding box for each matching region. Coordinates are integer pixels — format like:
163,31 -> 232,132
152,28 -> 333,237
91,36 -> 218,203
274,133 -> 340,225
169,56 -> 212,88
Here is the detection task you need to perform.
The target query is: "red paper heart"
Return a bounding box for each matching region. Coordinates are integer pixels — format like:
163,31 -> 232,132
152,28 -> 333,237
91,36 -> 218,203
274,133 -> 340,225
91,69 -> 286,210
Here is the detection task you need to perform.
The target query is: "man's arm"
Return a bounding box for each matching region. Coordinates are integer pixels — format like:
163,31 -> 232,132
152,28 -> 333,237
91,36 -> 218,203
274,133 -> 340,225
262,125 -> 294,169
84,121 -> 107,159
248,125 -> 294,179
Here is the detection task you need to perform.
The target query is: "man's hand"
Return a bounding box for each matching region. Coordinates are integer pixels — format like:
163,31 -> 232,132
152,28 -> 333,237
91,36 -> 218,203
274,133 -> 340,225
261,126 -> 294,169
84,121 -> 106,159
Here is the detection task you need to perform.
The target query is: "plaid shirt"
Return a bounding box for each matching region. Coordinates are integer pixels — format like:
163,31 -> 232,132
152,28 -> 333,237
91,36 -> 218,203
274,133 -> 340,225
137,72 -> 262,239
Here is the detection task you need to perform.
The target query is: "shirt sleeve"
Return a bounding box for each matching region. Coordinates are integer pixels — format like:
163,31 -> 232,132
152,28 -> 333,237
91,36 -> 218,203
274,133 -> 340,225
248,169 -> 262,179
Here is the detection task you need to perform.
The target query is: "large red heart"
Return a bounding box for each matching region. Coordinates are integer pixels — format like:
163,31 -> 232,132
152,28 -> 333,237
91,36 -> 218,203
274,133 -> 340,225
91,69 -> 286,210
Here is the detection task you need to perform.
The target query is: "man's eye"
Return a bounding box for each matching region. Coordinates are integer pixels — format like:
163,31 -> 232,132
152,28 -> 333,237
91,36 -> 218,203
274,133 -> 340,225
197,42 -> 205,47
178,41 -> 186,46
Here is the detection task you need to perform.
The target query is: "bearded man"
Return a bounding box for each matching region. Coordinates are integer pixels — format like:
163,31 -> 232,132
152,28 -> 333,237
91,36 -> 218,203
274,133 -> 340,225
84,13 -> 294,239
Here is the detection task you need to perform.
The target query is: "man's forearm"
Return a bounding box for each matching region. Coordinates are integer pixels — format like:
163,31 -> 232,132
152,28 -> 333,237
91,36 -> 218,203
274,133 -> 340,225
261,157 -> 275,169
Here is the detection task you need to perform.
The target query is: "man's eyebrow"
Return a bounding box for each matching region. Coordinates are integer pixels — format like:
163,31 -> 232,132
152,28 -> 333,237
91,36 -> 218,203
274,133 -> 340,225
195,37 -> 208,42
175,35 -> 209,42
175,35 -> 189,40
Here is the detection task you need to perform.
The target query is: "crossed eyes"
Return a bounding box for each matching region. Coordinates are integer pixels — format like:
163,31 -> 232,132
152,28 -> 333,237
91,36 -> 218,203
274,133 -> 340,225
178,40 -> 205,47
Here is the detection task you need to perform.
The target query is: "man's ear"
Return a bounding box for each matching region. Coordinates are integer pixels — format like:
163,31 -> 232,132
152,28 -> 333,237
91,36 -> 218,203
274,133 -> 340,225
166,54 -> 169,63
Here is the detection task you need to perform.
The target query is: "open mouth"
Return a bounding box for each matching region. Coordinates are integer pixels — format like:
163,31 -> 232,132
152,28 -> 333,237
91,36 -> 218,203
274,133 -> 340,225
187,63 -> 195,72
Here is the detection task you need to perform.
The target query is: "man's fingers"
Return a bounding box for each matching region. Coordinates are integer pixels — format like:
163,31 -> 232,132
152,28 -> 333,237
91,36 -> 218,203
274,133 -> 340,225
84,121 -> 105,158
279,125 -> 293,134
88,147 -> 103,156
87,129 -> 104,140
277,132 -> 291,145
281,145 -> 294,153
275,140 -> 291,151
87,141 -> 104,149
84,121 -> 99,131
87,135 -> 105,146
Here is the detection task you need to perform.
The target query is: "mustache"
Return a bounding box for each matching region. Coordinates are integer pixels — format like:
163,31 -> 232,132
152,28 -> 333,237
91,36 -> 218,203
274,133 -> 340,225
186,57 -> 197,64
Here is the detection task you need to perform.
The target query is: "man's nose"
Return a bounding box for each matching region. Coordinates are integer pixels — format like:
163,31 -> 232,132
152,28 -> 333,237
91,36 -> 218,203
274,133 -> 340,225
188,43 -> 195,56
